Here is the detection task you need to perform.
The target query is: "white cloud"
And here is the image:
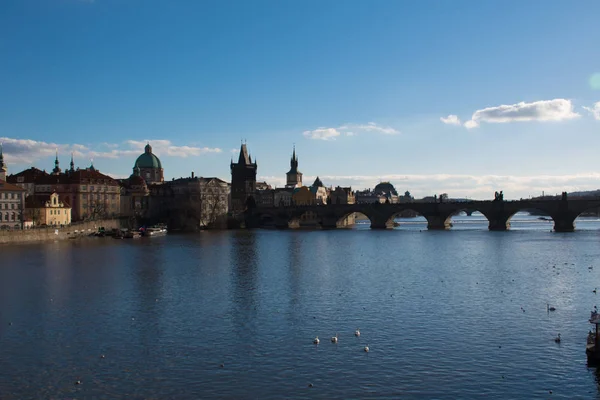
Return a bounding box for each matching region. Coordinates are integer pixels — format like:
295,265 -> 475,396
303,127 -> 342,141
462,99 -> 580,129
303,122 -> 399,140
0,137 -> 223,165
583,102 -> 600,120
260,172 -> 600,201
440,115 -> 461,126
339,122 -> 399,135
231,148 -> 240,154
464,120 -> 479,129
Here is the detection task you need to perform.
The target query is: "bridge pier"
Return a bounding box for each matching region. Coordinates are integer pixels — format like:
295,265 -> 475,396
488,218 -> 510,231
370,215 -> 393,229
553,217 -> 575,232
425,215 -> 451,230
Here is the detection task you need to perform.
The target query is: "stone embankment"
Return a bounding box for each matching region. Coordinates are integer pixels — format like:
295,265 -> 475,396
0,219 -> 120,245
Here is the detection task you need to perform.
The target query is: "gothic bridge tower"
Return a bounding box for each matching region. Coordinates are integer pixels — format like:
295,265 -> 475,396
285,146 -> 302,188
230,143 -> 257,212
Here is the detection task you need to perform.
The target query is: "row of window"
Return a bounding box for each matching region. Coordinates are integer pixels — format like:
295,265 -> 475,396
49,209 -> 66,215
1,192 -> 19,199
3,212 -> 18,221
2,203 -> 17,210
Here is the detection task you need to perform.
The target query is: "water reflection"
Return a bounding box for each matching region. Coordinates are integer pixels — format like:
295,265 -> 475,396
229,231 -> 259,337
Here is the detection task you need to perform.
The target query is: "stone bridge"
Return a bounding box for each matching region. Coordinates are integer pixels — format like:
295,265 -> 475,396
247,198 -> 600,232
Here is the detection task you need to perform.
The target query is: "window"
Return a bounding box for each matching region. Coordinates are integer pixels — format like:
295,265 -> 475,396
11,204 -> 14,209
11,213 -> 15,221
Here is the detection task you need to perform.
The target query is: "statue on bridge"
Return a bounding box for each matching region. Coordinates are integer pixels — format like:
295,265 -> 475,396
494,191 -> 504,202
561,192 -> 568,201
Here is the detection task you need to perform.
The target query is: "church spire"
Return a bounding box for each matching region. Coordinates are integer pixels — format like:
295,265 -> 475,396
0,142 -> 6,170
0,142 -> 7,180
69,152 -> 75,172
52,149 -> 61,175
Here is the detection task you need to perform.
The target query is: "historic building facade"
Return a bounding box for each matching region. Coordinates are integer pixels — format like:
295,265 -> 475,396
119,166 -> 150,225
230,143 -> 257,213
148,174 -> 230,230
0,180 -> 26,229
135,143 -> 164,184
25,192 -> 72,226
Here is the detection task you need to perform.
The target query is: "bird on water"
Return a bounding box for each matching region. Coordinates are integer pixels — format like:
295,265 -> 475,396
313,337 -> 320,345
355,328 -> 361,337
554,333 -> 561,343
364,344 -> 369,352
331,333 -> 338,344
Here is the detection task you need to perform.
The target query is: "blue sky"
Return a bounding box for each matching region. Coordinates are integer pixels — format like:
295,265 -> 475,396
1,0 -> 599,199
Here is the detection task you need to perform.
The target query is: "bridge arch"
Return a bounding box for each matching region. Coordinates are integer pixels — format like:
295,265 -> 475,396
383,208 -> 427,229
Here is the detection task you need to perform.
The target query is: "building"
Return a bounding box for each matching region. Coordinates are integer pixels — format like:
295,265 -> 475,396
7,167 -> 50,196
0,179 -> 26,229
24,192 -> 72,226
148,174 -> 230,230
309,177 -> 329,205
134,143 -> 164,184
274,188 -> 293,207
230,143 -> 257,213
285,146 -> 302,189
329,186 -> 355,205
119,166 -> 150,225
256,181 -> 272,191
355,182 -> 400,204
31,155 -> 120,221
256,189 -> 275,208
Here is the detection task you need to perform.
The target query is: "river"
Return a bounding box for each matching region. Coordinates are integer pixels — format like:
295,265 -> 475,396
1,213 -> 600,399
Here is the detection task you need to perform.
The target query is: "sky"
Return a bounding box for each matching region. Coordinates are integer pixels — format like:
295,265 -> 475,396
1,0 -> 599,200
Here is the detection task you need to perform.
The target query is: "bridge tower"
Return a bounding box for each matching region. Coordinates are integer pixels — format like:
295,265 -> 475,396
230,143 -> 257,213
285,145 -> 302,189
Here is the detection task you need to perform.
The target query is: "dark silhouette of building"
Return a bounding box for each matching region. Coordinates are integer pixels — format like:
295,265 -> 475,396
285,146 -> 302,188
230,143 -> 257,212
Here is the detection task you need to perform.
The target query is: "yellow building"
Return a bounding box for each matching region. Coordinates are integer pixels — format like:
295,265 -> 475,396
25,192 -> 72,226
292,186 -> 315,205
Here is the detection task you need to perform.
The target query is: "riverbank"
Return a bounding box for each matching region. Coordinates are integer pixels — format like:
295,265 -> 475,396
0,219 -> 120,245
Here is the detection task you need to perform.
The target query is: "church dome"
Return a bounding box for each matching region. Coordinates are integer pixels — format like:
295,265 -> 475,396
373,181 -> 398,196
135,143 -> 162,169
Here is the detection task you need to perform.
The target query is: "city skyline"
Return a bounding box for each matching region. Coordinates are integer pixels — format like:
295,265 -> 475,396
1,0 -> 600,199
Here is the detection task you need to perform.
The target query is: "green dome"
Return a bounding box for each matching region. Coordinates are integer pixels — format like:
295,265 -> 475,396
135,144 -> 162,169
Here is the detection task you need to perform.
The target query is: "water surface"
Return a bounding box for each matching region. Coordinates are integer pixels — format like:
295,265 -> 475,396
2,215 -> 600,399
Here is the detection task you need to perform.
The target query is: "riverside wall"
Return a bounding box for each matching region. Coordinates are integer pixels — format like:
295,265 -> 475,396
0,219 -> 120,245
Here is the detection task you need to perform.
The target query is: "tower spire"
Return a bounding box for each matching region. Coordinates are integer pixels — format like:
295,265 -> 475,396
0,142 -> 7,179
52,148 -> 61,175
70,152 -> 75,172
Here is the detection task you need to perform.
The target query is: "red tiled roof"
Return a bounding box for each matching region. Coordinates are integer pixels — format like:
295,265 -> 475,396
0,179 -> 26,192
35,168 -> 119,186
6,167 -> 49,184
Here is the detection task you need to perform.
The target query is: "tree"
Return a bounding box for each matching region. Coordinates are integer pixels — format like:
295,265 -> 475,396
89,201 -> 107,220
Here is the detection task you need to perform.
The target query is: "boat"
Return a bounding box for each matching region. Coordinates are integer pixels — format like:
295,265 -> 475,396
140,225 -> 168,237
123,230 -> 141,239
586,310 -> 600,365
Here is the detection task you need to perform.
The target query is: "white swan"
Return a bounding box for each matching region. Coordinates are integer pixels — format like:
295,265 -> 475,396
331,333 -> 338,343
355,329 -> 360,337
313,336 -> 320,345
364,344 -> 369,352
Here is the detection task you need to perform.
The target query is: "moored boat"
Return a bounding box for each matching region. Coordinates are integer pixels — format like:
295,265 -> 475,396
586,310 -> 600,364
140,225 -> 168,237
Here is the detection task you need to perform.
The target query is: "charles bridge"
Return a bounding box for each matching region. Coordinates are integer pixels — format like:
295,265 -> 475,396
247,195 -> 600,232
